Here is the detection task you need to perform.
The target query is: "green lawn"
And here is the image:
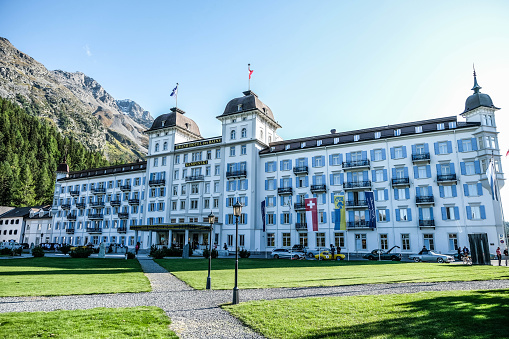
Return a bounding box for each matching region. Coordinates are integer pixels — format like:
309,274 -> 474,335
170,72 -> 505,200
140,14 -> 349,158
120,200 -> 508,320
0,257 -> 151,297
0,306 -> 177,338
224,289 -> 509,339
155,258 -> 509,290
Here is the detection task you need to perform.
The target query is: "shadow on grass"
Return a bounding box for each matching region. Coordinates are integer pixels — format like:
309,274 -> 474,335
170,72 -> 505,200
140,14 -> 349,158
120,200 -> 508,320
301,290 -> 509,339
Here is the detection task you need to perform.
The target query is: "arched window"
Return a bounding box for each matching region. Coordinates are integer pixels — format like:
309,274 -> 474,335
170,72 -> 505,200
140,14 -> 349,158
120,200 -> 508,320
155,143 -> 160,152
230,130 -> 236,140
268,136 -> 272,143
241,128 -> 247,138
163,142 -> 168,151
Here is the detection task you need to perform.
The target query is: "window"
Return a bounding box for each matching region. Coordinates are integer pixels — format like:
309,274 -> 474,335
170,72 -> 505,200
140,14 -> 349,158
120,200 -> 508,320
375,169 -> 384,182
173,185 -> 178,196
469,205 -> 482,219
394,146 -> 403,158
437,123 -> 445,130
449,121 -> 456,129
155,143 -> 160,152
443,185 -> 453,198
204,182 -> 210,194
267,179 -> 276,190
314,156 -> 324,167
174,155 -> 180,164
283,212 -> 290,224
417,165 -> 427,178
227,234 -> 233,247
394,129 -> 401,136
398,208 -> 408,221
438,142 -> 448,154
374,131 -> 381,139
230,147 -> 235,156
423,234 -> 435,250
190,200 -> 198,209
230,130 -> 236,140
380,234 -> 388,250
285,144 -> 290,150
396,188 -> 406,200
213,198 -> 219,208
204,199 -> 210,209
376,189 -> 386,201
180,200 -> 186,210
401,234 -> 410,250
282,160 -> 291,171
317,140 -> 322,146
215,165 -> 220,176
461,139 -> 473,152
282,233 -> 291,247
354,135 -> 360,141
378,209 -> 387,222
300,233 -> 308,247
241,128 -> 247,138
334,137 -> 339,144
355,234 -> 367,250
174,170 -> 179,179
484,135 -> 497,149
214,182 -> 220,193
239,234 -> 245,247
415,126 -> 422,133
443,206 -> 457,220
241,145 -> 247,155
163,142 -> 168,151
267,233 -> 275,247
334,233 -> 344,248
205,166 -> 211,176
465,161 -> 475,175
267,213 -> 275,225
316,233 -> 326,248
373,149 -> 383,161
448,234 -> 458,251
331,154 -> 341,165
191,184 -> 199,194
266,161 -> 276,172
153,158 -> 158,167
215,149 -> 221,158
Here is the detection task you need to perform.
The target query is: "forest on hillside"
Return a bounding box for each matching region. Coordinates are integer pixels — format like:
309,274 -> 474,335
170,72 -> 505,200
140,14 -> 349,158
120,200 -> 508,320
0,98 -> 109,207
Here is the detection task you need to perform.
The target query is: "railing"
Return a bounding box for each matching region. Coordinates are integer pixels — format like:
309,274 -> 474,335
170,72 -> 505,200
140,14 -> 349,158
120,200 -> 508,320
294,203 -> 306,210
277,187 -> 293,195
149,179 -> 166,186
117,227 -> 127,233
90,201 -> 105,207
293,166 -> 308,174
91,188 -> 106,194
128,199 -> 139,205
416,196 -> 434,204
310,184 -> 327,192
347,220 -> 374,229
76,202 -> 86,209
61,204 -> 71,210
110,200 -> 121,206
412,153 -> 430,162
342,160 -> 370,169
66,228 -> 75,234
419,219 -> 435,226
88,214 -> 103,220
70,190 -> 80,196
120,185 -> 131,191
295,223 -> 307,230
345,200 -> 368,207
185,175 -> 205,182
226,170 -> 247,178
391,177 -> 410,186
66,214 -> 77,220
86,227 -> 102,233
344,181 -> 371,189
437,174 -> 457,182
118,212 -> 129,219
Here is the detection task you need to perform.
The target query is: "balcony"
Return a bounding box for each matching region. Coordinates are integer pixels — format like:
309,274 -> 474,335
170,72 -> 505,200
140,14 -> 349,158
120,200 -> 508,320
412,152 -> 431,163
86,227 -> 102,233
110,200 -> 121,207
76,202 -> 86,209
344,181 -> 371,190
419,219 -> 435,227
416,196 -> 434,205
310,184 -> 327,193
391,177 -> 410,187
66,214 -> 77,221
61,204 -> 71,210
149,179 -> 166,186
185,175 -> 205,182
120,185 -> 131,192
91,188 -> 106,195
118,212 -> 129,219
88,214 -> 103,220
437,174 -> 457,183
90,201 -> 105,207
70,190 -> 80,197
293,166 -> 308,175
65,228 -> 75,234
295,223 -> 307,231
345,200 -> 368,208
128,199 -> 140,205
294,203 -> 306,210
117,227 -> 127,233
277,187 -> 293,195
342,160 -> 370,170
226,170 -> 247,178
347,220 -> 375,229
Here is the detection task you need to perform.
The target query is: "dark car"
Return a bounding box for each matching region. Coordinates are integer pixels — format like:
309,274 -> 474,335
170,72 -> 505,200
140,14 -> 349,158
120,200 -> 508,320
291,244 -> 306,253
363,246 -> 402,261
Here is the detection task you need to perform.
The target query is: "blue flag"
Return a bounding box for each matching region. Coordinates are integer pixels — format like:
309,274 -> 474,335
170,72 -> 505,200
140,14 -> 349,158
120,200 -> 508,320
261,200 -> 266,232
170,85 -> 178,98
365,191 -> 376,228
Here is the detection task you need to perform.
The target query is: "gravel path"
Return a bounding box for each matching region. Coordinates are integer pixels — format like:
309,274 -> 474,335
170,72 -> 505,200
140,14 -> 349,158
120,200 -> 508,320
1,258 -> 508,339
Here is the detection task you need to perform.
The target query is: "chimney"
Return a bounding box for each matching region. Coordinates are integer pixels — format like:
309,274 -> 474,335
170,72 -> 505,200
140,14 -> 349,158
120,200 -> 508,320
330,129 -> 336,134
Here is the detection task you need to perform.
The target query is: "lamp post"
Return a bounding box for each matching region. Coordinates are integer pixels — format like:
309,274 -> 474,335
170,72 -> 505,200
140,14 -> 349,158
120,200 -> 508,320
206,212 -> 215,290
232,201 -> 242,304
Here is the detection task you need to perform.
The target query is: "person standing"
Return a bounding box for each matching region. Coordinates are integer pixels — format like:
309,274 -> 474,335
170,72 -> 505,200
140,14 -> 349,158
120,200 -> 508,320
135,242 -> 140,255
457,247 -> 462,260
504,248 -> 508,266
496,247 -> 502,266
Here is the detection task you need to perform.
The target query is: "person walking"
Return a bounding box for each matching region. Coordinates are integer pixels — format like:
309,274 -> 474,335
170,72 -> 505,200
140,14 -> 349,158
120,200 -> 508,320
504,248 -> 508,266
496,247 -> 502,266
135,242 -> 140,255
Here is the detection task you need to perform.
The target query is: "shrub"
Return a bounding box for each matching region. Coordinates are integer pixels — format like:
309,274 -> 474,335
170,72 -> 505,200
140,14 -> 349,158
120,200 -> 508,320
163,246 -> 183,257
149,245 -> 158,256
13,247 -> 23,256
70,247 -> 93,258
151,249 -> 165,259
239,249 -> 251,258
107,244 -> 113,253
92,247 -> 100,254
31,246 -> 45,257
211,248 -> 219,258
203,248 -> 219,259
59,244 -> 71,255
0,248 -> 12,255
126,252 -> 136,259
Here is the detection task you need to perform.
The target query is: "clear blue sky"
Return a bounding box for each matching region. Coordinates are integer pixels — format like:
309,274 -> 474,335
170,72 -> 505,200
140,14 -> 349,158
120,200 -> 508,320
2,0 -> 509,213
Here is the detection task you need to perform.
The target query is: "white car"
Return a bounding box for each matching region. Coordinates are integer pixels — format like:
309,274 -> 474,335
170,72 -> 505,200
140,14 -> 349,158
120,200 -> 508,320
271,248 -> 306,259
409,250 -> 454,263
0,242 -> 22,250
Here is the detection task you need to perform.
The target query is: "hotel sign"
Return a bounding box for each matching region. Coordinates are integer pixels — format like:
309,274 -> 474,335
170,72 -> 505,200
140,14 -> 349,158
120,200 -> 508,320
185,160 -> 208,167
175,137 -> 222,150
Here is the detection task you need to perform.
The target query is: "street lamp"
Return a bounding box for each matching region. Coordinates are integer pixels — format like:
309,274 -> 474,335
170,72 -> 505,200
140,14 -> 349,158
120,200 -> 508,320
206,211 -> 215,290
232,201 -> 242,304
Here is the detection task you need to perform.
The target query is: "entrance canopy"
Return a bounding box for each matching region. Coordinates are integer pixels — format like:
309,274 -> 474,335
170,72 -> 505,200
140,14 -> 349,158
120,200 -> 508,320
130,223 -> 213,232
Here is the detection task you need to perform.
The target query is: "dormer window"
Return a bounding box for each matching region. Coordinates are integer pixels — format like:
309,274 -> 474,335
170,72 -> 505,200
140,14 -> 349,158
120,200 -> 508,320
237,104 -> 243,111
448,121 -> 456,129
271,146 -> 275,152
334,137 -> 339,144
317,140 -> 322,146
374,132 -> 381,139
354,135 -> 360,141
394,129 -> 401,136
437,123 -> 445,130
285,144 -> 290,150
415,126 -> 423,133
300,142 -> 306,148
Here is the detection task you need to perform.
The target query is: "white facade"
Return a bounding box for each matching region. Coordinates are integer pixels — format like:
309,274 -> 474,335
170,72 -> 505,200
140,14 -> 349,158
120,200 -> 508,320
49,82 -> 506,255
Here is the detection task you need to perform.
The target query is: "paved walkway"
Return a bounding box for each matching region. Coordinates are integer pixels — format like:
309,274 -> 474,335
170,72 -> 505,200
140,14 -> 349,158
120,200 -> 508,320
0,257 -> 508,338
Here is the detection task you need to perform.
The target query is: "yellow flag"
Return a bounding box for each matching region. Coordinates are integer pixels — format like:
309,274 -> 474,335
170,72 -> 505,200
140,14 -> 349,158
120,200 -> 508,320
334,195 -> 346,230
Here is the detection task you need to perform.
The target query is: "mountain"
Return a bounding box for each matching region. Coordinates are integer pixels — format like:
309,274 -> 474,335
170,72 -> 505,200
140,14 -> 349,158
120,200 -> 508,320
0,37 -> 153,162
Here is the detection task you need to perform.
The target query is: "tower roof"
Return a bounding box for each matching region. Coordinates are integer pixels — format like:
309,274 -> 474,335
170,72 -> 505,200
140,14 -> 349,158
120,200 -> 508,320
218,90 -> 275,121
463,70 -> 499,113
147,107 -> 201,137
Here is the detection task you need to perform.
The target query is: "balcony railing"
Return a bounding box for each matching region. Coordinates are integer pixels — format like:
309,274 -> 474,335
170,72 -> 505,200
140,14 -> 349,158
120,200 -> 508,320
88,214 -> 103,220
185,175 -> 205,182
277,187 -> 293,195
345,200 -> 368,208
295,223 -> 307,230
118,212 -> 129,219
391,177 -> 410,186
120,185 -> 131,192
110,200 -> 121,206
70,190 -> 80,197
226,170 -> 247,178
86,227 -> 102,233
347,220 -> 375,229
91,188 -> 106,194
90,201 -> 105,207
419,219 -> 435,227
61,204 -> 71,210
310,184 -> 327,193
437,174 -> 457,182
344,181 -> 371,189
416,196 -> 434,204
342,160 -> 370,169
76,202 -> 86,209
294,203 -> 306,210
128,199 -> 139,205
293,166 -> 308,175
412,153 -> 431,162
66,228 -> 75,234
66,214 -> 77,220
117,227 -> 127,233
149,179 -> 166,186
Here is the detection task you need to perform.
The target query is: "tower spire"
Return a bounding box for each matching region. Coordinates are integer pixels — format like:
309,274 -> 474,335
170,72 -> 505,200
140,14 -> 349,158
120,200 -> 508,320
472,64 -> 481,93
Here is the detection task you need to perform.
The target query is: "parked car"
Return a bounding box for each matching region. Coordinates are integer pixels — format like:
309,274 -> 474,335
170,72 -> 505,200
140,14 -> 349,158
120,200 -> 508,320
291,244 -> 307,253
314,250 -> 345,260
0,242 -> 22,250
40,243 -> 60,251
20,243 -> 30,249
363,246 -> 402,261
271,248 -> 306,259
409,250 -> 454,263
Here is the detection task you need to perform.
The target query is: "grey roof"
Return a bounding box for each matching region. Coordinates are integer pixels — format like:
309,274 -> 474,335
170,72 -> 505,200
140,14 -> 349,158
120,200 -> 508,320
0,207 -> 36,219
58,160 -> 147,181
218,91 -> 275,122
0,207 -> 14,216
463,73 -> 499,113
57,163 -> 69,173
146,108 -> 201,137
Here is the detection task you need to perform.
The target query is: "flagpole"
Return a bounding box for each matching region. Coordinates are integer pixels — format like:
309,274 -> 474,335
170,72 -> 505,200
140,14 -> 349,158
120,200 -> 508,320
248,64 -> 251,91
175,83 -> 178,111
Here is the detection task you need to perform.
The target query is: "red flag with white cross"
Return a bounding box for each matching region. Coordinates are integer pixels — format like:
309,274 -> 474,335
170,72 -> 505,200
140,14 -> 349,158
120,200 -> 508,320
305,198 -> 318,232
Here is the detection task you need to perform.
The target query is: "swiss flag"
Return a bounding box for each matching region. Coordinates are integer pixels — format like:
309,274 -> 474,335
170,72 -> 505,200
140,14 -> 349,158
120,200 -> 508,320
305,198 -> 318,232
